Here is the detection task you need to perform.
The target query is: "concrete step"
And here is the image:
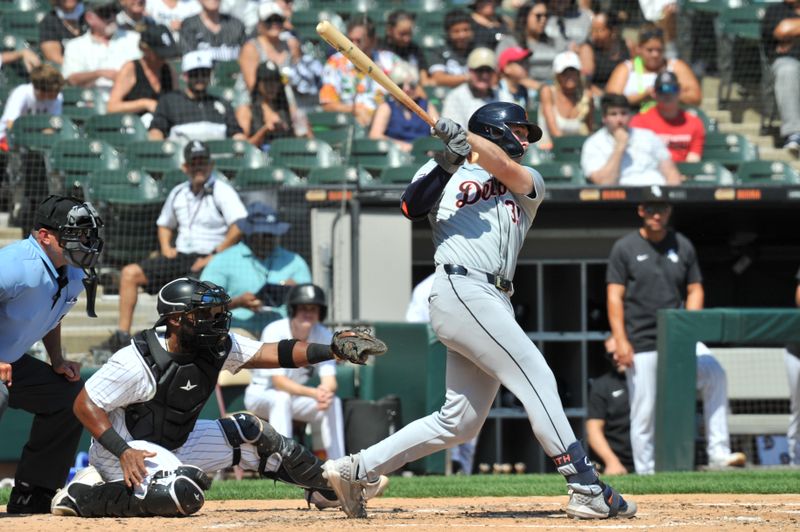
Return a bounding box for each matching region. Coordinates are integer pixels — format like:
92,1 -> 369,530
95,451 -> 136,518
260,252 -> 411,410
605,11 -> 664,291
0,212 -> 22,248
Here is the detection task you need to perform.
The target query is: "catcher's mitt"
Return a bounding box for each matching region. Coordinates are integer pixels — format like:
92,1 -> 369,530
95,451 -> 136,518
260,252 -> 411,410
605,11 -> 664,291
331,327 -> 388,365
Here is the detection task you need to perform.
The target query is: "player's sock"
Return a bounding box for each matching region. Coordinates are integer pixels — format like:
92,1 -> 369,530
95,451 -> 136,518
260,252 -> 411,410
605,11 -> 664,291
552,441 -> 599,486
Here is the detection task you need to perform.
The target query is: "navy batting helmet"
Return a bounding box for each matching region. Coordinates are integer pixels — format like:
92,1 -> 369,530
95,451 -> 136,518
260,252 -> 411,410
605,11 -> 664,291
468,102 -> 542,159
286,283 -> 327,322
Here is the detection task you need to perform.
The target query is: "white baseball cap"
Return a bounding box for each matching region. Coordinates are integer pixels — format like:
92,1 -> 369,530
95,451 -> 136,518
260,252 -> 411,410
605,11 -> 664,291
182,50 -> 214,73
467,47 -> 496,70
552,51 -> 581,75
258,2 -> 285,21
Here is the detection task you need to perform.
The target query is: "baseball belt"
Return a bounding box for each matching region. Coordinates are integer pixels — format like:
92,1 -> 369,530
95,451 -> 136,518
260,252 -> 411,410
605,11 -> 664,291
443,264 -> 513,293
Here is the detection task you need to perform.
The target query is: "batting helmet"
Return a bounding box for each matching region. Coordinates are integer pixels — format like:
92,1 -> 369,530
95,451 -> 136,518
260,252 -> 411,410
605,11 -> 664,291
468,102 -> 542,159
286,284 -> 327,322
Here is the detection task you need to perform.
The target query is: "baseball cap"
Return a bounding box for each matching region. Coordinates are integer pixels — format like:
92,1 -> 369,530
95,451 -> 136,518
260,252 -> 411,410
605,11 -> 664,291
256,61 -> 283,83
183,139 -> 211,162
640,185 -> 670,205
83,0 -> 119,18
259,2 -> 285,21
467,47 -> 496,70
552,51 -> 582,75
654,71 -> 680,95
140,24 -> 180,59
34,195 -> 83,231
182,50 -> 214,73
498,47 -> 531,71
236,203 -> 290,236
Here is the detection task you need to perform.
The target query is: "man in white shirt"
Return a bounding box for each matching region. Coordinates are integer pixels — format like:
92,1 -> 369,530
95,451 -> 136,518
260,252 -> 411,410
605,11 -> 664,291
61,0 -> 142,100
0,64 -> 64,148
91,140 -> 248,355
441,47 -> 500,129
581,93 -> 683,186
244,284 -> 345,461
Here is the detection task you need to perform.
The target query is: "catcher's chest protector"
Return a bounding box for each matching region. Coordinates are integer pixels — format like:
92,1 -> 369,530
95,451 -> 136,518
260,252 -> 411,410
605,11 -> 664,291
125,329 -> 229,450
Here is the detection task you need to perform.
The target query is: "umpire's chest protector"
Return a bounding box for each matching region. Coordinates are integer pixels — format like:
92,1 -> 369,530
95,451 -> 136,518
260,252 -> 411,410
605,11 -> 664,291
125,329 -> 229,450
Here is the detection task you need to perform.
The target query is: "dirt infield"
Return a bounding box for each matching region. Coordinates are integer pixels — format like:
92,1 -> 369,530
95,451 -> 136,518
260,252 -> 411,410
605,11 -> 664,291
3,494 -> 800,531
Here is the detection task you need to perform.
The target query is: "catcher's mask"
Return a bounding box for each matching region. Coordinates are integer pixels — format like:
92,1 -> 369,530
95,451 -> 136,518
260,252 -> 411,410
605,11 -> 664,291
156,278 -> 232,356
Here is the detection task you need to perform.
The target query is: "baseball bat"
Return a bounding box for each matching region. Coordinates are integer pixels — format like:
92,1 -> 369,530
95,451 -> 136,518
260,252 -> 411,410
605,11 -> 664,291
315,20 -> 477,162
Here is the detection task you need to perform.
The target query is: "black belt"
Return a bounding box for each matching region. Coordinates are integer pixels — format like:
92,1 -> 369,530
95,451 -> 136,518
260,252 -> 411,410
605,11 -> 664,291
443,264 -> 513,293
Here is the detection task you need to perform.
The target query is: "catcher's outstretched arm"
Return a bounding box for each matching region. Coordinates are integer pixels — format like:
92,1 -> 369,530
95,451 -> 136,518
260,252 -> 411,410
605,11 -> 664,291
241,329 -> 388,369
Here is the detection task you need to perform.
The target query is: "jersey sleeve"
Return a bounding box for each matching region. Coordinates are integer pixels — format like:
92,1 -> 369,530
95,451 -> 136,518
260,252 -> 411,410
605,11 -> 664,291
0,85 -> 29,124
317,359 -> 337,377
606,239 -> 629,285
688,116 -> 705,159
148,94 -> 172,135
214,182 -> 248,225
156,185 -> 179,228
580,133 -> 607,177
223,333 -> 263,373
85,347 -> 156,411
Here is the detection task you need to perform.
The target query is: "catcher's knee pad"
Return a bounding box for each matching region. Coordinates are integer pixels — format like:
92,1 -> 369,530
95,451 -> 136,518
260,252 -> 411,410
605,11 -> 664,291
144,472 -> 205,516
152,465 -> 213,491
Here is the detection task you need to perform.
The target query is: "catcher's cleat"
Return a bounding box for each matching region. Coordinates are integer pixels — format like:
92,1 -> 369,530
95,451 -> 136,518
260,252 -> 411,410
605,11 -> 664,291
51,466 -> 103,517
306,475 -> 389,510
321,455 -> 368,518
565,481 -> 637,520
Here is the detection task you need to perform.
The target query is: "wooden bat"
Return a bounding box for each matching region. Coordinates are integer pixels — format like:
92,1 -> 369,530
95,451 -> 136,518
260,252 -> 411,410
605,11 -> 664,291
315,20 -> 477,162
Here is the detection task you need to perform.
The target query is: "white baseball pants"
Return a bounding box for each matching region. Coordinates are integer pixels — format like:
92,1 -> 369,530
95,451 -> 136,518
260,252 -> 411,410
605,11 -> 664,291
784,350 -> 800,464
627,342 -> 732,474
244,388 -> 345,459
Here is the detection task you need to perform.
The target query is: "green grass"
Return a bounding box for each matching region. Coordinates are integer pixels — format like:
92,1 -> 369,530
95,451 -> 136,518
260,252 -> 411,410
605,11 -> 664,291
4,470 -> 798,505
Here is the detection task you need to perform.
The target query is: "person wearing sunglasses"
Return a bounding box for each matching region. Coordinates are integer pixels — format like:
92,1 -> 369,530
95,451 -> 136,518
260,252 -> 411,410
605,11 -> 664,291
238,2 -> 300,96
179,0 -> 246,62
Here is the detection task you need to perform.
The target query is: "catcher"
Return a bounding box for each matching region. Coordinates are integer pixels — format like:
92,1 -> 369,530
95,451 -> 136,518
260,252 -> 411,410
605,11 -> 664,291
51,277 -> 388,518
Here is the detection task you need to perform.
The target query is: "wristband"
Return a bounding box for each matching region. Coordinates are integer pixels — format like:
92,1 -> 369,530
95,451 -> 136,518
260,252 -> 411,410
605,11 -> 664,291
278,339 -> 298,368
307,343 -> 333,365
98,427 -> 132,458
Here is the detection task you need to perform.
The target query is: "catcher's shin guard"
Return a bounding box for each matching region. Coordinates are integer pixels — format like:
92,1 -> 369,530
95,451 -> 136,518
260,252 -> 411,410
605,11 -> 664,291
218,411 -> 334,494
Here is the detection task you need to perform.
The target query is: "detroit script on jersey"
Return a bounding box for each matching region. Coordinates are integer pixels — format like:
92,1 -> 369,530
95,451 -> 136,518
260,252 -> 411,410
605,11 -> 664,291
455,177 -> 523,224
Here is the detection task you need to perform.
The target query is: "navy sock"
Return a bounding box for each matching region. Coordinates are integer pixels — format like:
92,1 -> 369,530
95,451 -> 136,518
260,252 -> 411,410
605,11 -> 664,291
552,441 -> 599,485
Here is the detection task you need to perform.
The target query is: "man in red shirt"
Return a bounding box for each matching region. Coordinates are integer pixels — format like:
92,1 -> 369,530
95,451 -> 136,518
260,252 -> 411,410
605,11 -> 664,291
630,72 -> 705,162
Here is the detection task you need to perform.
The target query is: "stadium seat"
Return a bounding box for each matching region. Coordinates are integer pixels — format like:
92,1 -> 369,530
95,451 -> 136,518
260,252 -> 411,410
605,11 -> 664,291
292,9 -> 339,44
0,10 -> 46,46
84,113 -> 148,151
314,129 -> 361,156
677,161 -> 736,186
520,143 -> 553,166
0,0 -> 40,12
206,85 -> 246,107
551,135 -> 587,163
205,139 -> 267,179
84,169 -> 164,203
411,136 -> 444,164
60,87 -> 105,125
125,140 -> 183,179
234,166 -> 303,189
0,33 -> 34,85
702,133 -> 759,170
533,162 -> 585,186
307,165 -> 372,186
685,106 -> 718,133
379,164 -> 421,185
268,138 -> 341,177
8,114 -> 82,151
49,138 -> 124,195
347,138 -> 413,177
736,161 -> 800,186
425,85 -> 450,109
306,111 -> 357,133
212,60 -> 241,89
717,5 -> 766,110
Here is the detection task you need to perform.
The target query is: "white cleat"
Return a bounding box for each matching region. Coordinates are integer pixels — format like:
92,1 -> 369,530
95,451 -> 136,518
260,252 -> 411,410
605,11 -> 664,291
51,466 -> 103,516
321,455 -> 368,518
565,482 -> 637,520
306,474 -> 389,510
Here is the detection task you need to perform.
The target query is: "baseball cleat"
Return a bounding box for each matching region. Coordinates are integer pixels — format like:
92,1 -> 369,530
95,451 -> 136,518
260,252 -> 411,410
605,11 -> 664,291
306,475 -> 389,510
321,455 -> 368,518
50,487 -> 79,517
708,452 -> 747,468
565,481 -> 637,519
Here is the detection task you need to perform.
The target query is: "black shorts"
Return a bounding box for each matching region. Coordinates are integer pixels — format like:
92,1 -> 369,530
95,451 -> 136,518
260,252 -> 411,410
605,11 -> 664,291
140,253 -> 204,294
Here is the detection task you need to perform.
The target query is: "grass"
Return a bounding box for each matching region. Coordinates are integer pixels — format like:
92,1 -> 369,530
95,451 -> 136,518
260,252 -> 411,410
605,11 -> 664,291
3,470 -> 798,505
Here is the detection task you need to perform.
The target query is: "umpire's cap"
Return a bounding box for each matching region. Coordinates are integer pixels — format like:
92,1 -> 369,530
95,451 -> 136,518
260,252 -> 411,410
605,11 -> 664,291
286,283 -> 327,322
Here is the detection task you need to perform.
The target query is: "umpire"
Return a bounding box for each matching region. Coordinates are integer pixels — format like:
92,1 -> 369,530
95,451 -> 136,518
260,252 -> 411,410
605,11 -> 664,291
0,195 -> 104,513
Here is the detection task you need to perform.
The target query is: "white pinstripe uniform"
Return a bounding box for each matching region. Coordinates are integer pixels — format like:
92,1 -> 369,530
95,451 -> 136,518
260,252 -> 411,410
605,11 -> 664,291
360,159 -> 581,476
83,330 -> 266,493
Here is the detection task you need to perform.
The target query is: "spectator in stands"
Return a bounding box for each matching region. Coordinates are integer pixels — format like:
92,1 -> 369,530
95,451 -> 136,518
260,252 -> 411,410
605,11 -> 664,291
148,49 -> 245,141
469,0 -> 511,49
61,0 -> 143,99
428,9 -> 475,88
106,24 -> 180,128
39,0 -> 88,66
239,61 -> 300,151
146,0 -> 201,39
630,72 -> 705,163
179,0 -> 245,61
238,2 -> 300,94
369,61 -> 439,152
0,64 -> 64,152
320,16 -> 396,127
0,48 -> 41,75
589,11 -> 630,96
606,188 -> 747,474
496,1 -> 568,84
378,10 -> 430,86
784,266 -> 800,465
586,336 -> 634,475
116,0 -> 155,30
442,47 -> 499,128
605,23 -> 700,112
637,0 -> 678,59
546,0 -> 594,77
200,202 -> 311,338
496,47 -> 538,109
581,93 -> 682,186
761,0 -> 800,156
244,284 -> 344,460
91,140 -> 247,354
538,51 -> 593,150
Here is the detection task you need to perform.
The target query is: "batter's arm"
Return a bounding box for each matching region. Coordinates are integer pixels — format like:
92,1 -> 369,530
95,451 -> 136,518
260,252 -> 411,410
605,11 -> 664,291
467,133 -> 534,195
685,282 -> 704,310
401,164 -> 453,220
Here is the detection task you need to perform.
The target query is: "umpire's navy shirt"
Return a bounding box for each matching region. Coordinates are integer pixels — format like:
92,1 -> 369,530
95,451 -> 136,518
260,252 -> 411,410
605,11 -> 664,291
0,235 -> 84,363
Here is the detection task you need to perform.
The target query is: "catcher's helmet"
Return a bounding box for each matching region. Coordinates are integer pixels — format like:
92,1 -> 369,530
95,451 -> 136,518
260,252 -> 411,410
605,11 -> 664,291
286,283 -> 327,322
468,102 -> 542,159
156,277 -> 231,325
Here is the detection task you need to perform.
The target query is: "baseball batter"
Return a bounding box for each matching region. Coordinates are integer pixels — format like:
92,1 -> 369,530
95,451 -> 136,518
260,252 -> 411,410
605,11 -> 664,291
322,102 -> 637,520
50,278 -> 388,518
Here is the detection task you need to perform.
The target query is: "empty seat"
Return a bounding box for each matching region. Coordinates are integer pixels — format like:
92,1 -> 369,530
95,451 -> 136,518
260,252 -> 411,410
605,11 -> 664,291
378,165 -> 420,185
736,161 -> 800,185
205,139 -> 267,179
702,133 -> 759,170
268,138 -> 341,177
49,138 -> 124,194
234,166 -> 303,189
551,135 -> 587,163
347,138 -> 413,177
307,165 -> 371,186
60,87 -> 105,125
84,113 -> 148,150
533,162 -> 585,186
8,114 -> 81,151
0,10 -> 46,46
410,136 -> 444,164
677,161 -> 736,186
125,140 -> 183,179
212,60 -> 241,89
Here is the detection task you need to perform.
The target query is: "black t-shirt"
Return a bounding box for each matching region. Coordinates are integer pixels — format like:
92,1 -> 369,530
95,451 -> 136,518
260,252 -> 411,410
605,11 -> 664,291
470,18 -> 510,49
149,91 -> 242,139
761,2 -> 800,62
587,370 -> 634,472
592,38 -> 630,89
179,14 -> 246,61
606,230 -> 702,353
378,39 -> 429,72
788,266 -> 800,357
39,11 -> 87,52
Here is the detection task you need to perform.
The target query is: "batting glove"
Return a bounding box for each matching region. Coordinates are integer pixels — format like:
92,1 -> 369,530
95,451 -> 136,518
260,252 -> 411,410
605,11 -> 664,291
431,118 -> 463,143
434,129 -> 471,174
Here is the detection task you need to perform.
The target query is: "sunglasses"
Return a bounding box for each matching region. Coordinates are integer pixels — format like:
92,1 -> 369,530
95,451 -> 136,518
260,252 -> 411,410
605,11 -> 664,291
643,204 -> 669,214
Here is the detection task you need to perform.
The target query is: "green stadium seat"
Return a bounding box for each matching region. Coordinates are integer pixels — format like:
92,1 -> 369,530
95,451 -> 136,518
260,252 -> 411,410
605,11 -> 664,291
0,33 -> 34,85
159,168 -> 188,194
681,0 -> 727,15
84,113 -> 148,150
8,114 -> 82,151
419,33 -> 446,51
125,140 -> 183,179
292,9 -> 340,44
205,85 -> 247,108
378,164 -> 420,185
234,166 -> 304,189
425,85 -> 450,109
520,143 -> 553,166
84,169 -> 164,204
307,111 -> 357,133
268,138 -> 341,177
307,165 -> 372,186
736,161 -> 800,186
49,138 -> 124,194
0,0 -> 40,12
0,10 -> 46,45
411,136 -> 443,164
212,60 -> 241,89
677,161 -> 735,186
702,132 -> 759,170
551,135 -> 587,163
533,161 -> 585,186
347,138 -> 413,177
314,128 -> 362,156
60,87 -> 105,125
205,139 -> 267,179
684,106 -> 718,133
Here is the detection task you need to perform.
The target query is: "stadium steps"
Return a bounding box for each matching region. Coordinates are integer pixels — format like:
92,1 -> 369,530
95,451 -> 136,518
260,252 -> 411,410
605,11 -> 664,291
0,213 -> 22,248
